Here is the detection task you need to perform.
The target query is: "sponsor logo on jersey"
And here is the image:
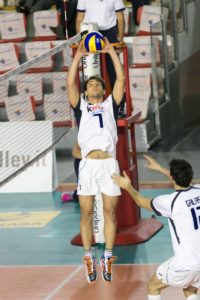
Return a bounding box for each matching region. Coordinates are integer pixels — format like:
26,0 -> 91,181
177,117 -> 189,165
87,103 -> 104,115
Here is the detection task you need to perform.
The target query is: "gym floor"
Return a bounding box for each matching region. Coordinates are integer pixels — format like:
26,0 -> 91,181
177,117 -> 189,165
0,189 -> 184,300
1,184 -> 200,299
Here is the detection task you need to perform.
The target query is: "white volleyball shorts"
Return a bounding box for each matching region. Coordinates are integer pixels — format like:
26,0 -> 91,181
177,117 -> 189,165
156,257 -> 200,288
77,158 -> 121,196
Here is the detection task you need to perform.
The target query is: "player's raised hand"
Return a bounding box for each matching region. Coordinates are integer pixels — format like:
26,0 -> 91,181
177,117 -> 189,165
112,171 -> 131,191
100,37 -> 114,54
143,155 -> 161,171
76,39 -> 88,57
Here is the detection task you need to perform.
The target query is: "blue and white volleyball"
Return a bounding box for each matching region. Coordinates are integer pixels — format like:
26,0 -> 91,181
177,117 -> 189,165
83,31 -> 105,52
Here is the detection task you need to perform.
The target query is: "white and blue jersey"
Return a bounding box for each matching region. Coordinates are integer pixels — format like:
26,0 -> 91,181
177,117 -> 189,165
151,185 -> 200,271
73,95 -> 119,158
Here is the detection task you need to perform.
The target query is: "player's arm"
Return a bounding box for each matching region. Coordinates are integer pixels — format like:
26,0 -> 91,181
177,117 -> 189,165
76,11 -> 85,33
101,38 -> 125,105
116,11 -> 125,42
143,155 -> 171,180
112,171 -> 152,211
67,40 -> 87,108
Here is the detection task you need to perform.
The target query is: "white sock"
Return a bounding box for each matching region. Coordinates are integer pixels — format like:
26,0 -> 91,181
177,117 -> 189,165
84,250 -> 93,258
104,249 -> 112,258
148,295 -> 161,300
187,295 -> 200,300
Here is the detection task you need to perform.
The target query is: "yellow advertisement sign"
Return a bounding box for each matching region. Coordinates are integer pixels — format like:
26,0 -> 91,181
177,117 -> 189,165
0,211 -> 61,228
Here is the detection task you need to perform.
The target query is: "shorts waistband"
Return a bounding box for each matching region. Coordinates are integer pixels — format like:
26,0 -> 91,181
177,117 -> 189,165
86,150 -> 111,159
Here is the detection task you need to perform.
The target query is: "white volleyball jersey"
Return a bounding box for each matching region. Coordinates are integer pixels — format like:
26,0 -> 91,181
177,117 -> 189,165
77,0 -> 125,30
74,95 -> 119,158
151,185 -> 200,270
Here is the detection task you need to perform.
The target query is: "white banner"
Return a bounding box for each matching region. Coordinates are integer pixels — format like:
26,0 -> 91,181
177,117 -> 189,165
93,194 -> 105,244
82,53 -> 101,81
80,23 -> 101,81
0,121 -> 55,193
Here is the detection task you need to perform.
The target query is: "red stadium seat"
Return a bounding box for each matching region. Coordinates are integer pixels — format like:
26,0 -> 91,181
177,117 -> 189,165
16,73 -> 44,105
0,43 -> 19,74
0,79 -> 9,106
25,41 -> 54,72
32,10 -> 60,41
0,12 -> 26,43
44,93 -> 71,127
136,5 -> 169,36
5,94 -> 35,121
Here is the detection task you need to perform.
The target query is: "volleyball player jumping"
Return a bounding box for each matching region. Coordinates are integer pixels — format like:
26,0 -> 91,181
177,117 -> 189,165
67,38 -> 125,284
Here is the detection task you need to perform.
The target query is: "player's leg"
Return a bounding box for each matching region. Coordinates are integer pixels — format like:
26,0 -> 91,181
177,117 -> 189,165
79,195 -> 95,251
102,193 -> 119,249
100,193 -> 119,283
77,158 -> 95,251
183,286 -> 200,299
79,195 -> 97,284
147,272 -> 168,300
100,158 -> 120,251
149,258 -> 200,299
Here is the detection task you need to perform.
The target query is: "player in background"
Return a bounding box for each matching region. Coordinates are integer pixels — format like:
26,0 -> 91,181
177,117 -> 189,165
112,155 -> 200,300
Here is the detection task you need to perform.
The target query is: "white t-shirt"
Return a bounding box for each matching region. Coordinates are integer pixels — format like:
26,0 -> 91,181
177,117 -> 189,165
74,95 -> 119,158
151,185 -> 200,270
77,0 -> 125,30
